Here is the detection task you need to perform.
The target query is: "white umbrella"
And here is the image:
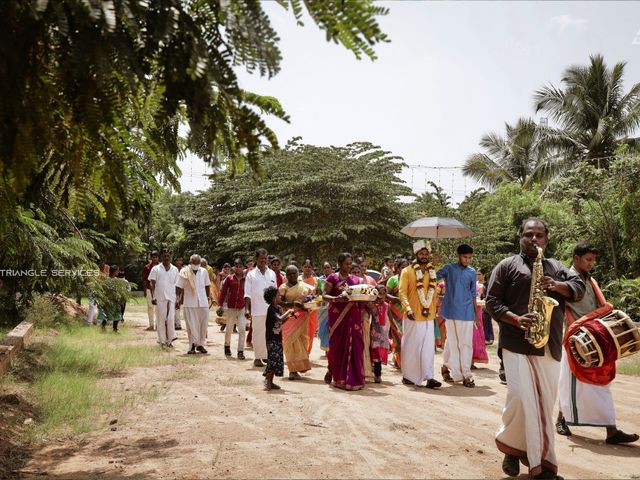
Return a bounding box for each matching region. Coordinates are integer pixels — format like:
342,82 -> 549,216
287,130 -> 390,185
401,217 -> 474,239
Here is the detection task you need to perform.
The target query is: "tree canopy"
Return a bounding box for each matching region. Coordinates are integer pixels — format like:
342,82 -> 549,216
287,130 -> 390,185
175,141 -> 413,264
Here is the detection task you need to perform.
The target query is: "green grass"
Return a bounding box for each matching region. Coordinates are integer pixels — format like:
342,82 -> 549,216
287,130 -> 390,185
618,355 -> 640,376
19,323 -> 182,439
218,377 -> 254,387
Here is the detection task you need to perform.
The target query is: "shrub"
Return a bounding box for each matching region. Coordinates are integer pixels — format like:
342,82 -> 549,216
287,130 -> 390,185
602,277 -> 640,322
22,294 -> 74,329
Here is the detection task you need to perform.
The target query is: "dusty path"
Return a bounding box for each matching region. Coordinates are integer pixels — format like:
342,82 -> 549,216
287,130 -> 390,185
23,306 -> 640,479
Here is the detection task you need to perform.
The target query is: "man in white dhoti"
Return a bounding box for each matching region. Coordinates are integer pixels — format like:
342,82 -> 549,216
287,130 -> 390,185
486,218 -> 585,480
142,252 -> 159,330
398,240 -> 442,389
556,242 -> 638,445
244,248 -> 277,367
437,244 -> 479,388
176,254 -> 212,354
173,256 -> 184,330
149,250 -> 179,347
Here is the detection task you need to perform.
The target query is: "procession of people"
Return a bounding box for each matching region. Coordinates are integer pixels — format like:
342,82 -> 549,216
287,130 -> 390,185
99,216 -> 639,480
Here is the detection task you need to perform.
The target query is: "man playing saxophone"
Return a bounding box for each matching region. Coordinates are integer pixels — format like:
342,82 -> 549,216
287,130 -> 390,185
486,218 -> 585,480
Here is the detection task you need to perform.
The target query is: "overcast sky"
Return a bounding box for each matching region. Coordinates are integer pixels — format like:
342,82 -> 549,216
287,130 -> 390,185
178,1 -> 640,204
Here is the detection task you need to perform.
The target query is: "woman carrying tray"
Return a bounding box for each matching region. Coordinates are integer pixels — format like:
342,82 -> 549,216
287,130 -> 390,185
279,265 -> 314,380
322,252 -> 366,390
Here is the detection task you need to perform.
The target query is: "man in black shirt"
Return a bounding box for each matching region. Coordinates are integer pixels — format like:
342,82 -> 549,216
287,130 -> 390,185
486,218 -> 585,480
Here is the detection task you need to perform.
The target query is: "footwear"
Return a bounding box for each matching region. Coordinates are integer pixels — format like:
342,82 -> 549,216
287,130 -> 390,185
220,325 -> 226,332
441,366 -> 454,383
166,343 -> 173,348
374,376 -> 381,384
196,345 -> 208,354
324,369 -> 332,384
555,419 -> 572,436
270,381 -> 281,390
145,326 -> 155,331
425,378 -> 442,389
533,469 -> 563,480
501,454 -> 520,477
463,378 -> 475,388
289,372 -> 301,380
401,378 -> 415,385
187,344 -> 196,354
253,359 -> 264,367
237,351 -> 245,360
499,371 -> 507,384
233,325 -> 238,333
470,364 -> 478,370
224,346 -> 232,356
175,326 -> 182,330
606,430 -> 639,444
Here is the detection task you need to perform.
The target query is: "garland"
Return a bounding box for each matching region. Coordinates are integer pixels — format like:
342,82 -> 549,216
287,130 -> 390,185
413,263 -> 437,316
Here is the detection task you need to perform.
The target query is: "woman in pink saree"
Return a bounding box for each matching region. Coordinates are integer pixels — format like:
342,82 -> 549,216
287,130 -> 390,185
322,252 -> 366,390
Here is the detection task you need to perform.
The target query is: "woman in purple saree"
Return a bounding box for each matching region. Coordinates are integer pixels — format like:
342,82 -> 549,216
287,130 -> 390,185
322,252 -> 365,391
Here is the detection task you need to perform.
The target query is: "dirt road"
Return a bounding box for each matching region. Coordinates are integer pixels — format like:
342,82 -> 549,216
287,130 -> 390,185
23,306 -> 640,479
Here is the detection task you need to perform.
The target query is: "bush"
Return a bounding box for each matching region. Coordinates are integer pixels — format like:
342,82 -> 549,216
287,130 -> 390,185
22,294 -> 74,329
602,277 -> 640,322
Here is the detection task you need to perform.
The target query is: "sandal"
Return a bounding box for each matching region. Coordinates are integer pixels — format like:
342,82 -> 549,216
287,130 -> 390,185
555,419 -> 572,436
441,366 -> 454,383
606,430 -> 639,444
463,378 -> 475,388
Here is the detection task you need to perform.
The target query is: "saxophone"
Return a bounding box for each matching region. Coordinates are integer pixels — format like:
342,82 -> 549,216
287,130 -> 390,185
524,246 -> 559,348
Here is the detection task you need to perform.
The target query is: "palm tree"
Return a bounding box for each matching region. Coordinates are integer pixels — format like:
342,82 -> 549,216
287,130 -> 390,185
534,54 -> 640,165
463,118 -> 561,189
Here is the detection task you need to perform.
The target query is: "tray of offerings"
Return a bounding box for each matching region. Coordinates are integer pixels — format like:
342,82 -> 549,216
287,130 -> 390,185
344,284 -> 378,302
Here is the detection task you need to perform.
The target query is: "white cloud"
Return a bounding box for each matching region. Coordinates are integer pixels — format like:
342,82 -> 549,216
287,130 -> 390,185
547,14 -> 588,32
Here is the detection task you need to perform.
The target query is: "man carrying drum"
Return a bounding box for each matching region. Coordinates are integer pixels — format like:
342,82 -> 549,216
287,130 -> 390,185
556,242 -> 638,445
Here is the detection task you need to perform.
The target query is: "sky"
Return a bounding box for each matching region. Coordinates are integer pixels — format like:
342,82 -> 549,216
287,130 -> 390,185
178,1 -> 640,205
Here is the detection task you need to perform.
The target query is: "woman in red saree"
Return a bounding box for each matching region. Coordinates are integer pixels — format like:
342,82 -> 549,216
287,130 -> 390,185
323,253 -> 366,391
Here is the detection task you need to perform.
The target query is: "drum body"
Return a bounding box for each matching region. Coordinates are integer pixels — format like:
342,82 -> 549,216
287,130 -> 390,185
568,310 -> 640,368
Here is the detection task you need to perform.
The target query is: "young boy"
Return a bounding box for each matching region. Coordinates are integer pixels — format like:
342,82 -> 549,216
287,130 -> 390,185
437,244 -> 479,388
263,286 -> 294,391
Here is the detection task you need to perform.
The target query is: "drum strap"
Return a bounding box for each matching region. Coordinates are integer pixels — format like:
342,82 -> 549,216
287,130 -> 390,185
565,277 -> 609,326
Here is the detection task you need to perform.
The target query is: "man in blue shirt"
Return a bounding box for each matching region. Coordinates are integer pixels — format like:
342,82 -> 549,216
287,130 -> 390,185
437,244 -> 480,388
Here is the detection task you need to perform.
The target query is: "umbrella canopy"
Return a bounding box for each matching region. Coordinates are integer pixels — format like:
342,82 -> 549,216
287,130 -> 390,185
401,217 -> 474,239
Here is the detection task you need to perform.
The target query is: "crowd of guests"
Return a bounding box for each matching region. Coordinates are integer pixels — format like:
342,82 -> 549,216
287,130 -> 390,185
94,216 -> 638,480
132,245 -> 494,388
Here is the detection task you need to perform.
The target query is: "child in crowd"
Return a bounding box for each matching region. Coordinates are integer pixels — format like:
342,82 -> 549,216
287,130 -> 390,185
263,286 -> 294,391
369,285 -> 390,383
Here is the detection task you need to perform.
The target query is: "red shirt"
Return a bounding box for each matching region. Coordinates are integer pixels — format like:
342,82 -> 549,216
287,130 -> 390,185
218,274 -> 245,309
143,262 -> 153,292
275,271 -> 284,287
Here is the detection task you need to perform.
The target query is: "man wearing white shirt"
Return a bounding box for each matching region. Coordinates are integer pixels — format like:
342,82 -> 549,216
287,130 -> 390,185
244,248 -> 277,367
176,254 -> 212,354
149,250 -> 180,347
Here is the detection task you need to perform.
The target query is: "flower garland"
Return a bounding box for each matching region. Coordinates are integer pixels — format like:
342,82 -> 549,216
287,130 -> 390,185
413,263 -> 437,316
